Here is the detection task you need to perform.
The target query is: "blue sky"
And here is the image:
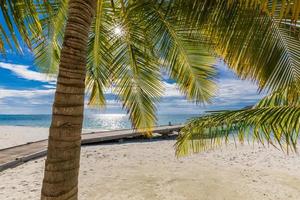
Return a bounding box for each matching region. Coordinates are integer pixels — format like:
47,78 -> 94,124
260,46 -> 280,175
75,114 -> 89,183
0,51 -> 264,115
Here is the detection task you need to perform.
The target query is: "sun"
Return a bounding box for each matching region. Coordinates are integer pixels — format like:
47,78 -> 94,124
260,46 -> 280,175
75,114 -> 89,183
113,25 -> 124,37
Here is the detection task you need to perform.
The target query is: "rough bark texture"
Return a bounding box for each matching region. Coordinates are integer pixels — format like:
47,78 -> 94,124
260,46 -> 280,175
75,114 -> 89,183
41,0 -> 96,199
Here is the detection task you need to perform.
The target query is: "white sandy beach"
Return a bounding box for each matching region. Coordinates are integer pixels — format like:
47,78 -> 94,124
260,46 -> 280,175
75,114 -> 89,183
0,126 -> 49,149
1,126 -> 300,200
0,126 -> 99,149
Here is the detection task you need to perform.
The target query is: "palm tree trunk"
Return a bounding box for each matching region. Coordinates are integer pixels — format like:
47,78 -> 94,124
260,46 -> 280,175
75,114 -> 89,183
41,0 -> 96,199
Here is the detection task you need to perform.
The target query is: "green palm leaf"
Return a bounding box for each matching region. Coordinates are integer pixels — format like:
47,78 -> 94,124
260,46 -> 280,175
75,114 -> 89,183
86,0 -> 114,107
174,1 -> 300,157
110,2 -> 163,131
175,105 -> 300,156
219,17 -> 300,92
135,1 -> 217,103
175,0 -> 300,94
33,0 -> 68,73
255,87 -> 300,107
0,0 -> 44,53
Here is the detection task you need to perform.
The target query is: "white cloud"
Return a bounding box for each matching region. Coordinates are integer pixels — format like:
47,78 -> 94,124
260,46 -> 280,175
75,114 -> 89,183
154,77 -> 264,114
0,88 -> 55,106
0,88 -> 55,114
162,78 -> 263,101
215,78 -> 263,100
43,85 -> 56,89
0,88 -> 54,99
163,82 -> 182,97
0,62 -> 56,83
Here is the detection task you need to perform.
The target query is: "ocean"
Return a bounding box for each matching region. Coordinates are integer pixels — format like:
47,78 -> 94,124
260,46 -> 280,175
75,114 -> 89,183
0,114 -> 200,130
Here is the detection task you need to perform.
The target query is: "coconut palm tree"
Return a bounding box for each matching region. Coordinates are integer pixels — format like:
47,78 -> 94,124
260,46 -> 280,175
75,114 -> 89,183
1,0 -> 299,200
2,0 -> 217,199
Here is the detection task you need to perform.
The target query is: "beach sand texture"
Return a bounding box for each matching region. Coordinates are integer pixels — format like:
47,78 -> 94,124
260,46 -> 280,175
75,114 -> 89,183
1,126 -> 300,200
0,126 -> 49,149
0,126 -> 97,149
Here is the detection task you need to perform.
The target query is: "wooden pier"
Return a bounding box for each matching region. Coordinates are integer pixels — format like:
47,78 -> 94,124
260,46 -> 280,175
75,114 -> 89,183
0,125 -> 183,171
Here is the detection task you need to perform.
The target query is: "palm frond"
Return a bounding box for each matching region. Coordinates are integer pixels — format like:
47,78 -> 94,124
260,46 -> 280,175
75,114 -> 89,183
175,0 -> 300,28
86,0 -> 114,107
0,24 -> 13,53
0,0 -> 44,53
135,1 -> 217,103
234,0 -> 300,23
225,22 -> 300,92
176,78 -> 300,157
175,105 -> 300,156
110,2 -> 163,132
174,0 -> 300,94
255,87 -> 300,107
32,0 -> 68,73
211,3 -> 300,93
0,0 -> 21,52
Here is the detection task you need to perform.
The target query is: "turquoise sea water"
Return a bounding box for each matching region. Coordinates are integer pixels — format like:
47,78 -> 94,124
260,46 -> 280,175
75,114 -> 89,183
0,114 -> 200,130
